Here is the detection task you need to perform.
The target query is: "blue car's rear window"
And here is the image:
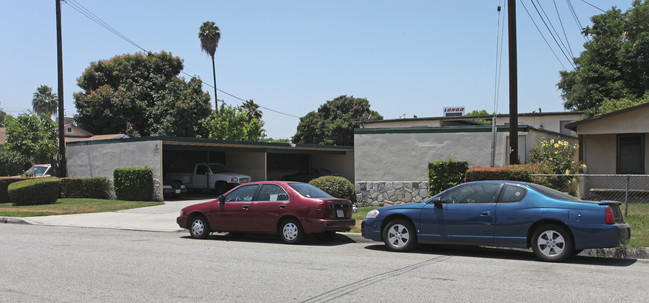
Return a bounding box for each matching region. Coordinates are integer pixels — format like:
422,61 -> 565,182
528,183 -> 580,201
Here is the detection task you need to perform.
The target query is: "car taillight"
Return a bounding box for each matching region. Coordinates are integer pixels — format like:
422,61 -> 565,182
605,205 -> 615,224
315,202 -> 335,218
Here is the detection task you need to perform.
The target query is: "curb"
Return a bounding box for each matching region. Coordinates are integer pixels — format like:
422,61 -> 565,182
1,216 -> 30,224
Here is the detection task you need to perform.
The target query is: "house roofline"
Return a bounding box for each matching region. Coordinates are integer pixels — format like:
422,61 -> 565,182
565,103 -> 649,131
364,111 -> 582,125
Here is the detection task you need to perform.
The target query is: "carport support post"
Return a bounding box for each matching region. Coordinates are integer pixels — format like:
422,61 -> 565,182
625,175 -> 629,216
206,151 -> 210,195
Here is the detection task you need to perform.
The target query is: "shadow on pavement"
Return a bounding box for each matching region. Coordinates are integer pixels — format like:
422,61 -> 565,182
179,231 -> 357,247
363,244 -> 638,267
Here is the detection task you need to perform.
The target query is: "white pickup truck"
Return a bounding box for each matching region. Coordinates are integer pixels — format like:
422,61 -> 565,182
166,163 -> 251,195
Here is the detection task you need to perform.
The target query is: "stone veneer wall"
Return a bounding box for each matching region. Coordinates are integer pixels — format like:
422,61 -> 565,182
355,181 -> 430,206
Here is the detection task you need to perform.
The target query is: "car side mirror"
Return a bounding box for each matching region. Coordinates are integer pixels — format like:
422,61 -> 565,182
218,195 -> 225,204
430,196 -> 444,206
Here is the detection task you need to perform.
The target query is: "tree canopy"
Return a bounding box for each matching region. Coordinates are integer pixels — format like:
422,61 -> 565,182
32,85 -> 58,117
292,95 -> 383,146
73,51 -> 212,137
558,0 -> 649,117
3,113 -> 57,166
203,104 -> 266,142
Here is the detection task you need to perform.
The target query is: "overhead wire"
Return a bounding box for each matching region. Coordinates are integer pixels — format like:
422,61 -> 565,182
579,0 -> 606,13
519,0 -> 569,70
62,0 -> 300,119
566,0 -> 590,42
553,0 -> 575,57
528,0 -> 576,69
533,0 -> 574,59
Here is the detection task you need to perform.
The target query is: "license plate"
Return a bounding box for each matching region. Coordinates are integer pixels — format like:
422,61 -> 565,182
337,209 -> 344,218
175,189 -> 181,194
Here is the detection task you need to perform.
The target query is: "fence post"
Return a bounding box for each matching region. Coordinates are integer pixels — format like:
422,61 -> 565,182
625,175 -> 630,216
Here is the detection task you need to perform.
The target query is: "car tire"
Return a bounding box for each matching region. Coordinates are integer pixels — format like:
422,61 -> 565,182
215,182 -> 229,195
316,231 -> 336,242
531,224 -> 573,262
382,218 -> 417,252
189,215 -> 211,239
279,218 -> 305,244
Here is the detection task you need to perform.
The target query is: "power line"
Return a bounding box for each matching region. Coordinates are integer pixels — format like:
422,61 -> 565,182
62,0 -> 300,119
553,0 -> 575,57
566,0 -> 590,42
534,0 -> 574,59
529,0 -> 576,69
579,0 -> 606,13
519,0 -> 569,70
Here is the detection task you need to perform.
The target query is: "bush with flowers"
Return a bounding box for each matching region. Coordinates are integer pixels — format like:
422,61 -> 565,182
530,139 -> 584,194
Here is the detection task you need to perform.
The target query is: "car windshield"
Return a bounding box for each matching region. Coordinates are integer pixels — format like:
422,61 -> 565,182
288,183 -> 333,199
27,166 -> 48,176
528,183 -> 580,201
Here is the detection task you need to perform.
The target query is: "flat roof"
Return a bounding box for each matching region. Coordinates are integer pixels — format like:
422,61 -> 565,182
66,136 -> 353,154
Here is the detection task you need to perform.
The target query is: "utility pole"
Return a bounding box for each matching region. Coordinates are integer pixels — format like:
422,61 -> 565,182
508,0 -> 519,164
56,0 -> 67,177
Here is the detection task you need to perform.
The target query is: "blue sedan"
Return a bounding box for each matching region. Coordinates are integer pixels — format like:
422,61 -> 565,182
361,181 -> 631,261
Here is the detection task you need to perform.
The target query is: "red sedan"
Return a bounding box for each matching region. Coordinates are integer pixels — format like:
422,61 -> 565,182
177,181 -> 356,243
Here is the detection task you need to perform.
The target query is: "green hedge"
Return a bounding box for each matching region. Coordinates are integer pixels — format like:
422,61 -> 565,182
0,177 -> 29,203
8,178 -> 60,206
465,164 -> 535,182
428,159 -> 469,195
60,177 -> 111,199
114,167 -> 153,201
309,176 -> 357,203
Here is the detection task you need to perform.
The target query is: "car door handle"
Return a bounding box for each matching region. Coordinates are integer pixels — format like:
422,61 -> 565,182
480,211 -> 490,216
242,205 -> 249,210
279,204 -> 287,209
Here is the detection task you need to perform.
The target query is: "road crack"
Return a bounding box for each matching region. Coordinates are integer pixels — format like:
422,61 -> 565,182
301,255 -> 453,303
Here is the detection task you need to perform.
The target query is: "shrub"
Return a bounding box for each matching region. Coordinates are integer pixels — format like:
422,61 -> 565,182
60,177 -> 111,199
529,139 -> 583,193
465,164 -> 536,182
309,176 -> 357,203
114,167 -> 153,201
0,151 -> 30,177
428,159 -> 469,195
0,177 -> 29,203
8,178 -> 60,206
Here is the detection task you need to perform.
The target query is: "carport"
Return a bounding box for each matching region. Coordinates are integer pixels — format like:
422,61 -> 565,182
66,136 -> 354,199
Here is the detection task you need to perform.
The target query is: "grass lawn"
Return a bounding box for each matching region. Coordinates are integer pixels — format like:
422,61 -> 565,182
0,198 -> 164,217
350,204 -> 649,248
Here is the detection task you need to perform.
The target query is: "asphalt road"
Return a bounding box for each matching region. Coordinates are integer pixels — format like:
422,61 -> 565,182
2,224 -> 648,303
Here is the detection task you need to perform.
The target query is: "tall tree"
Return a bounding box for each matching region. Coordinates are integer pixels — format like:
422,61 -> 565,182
293,95 -> 383,146
199,21 -> 221,111
203,104 -> 266,142
32,85 -> 58,117
558,0 -> 649,117
73,51 -> 212,138
3,113 -> 57,165
241,99 -> 263,122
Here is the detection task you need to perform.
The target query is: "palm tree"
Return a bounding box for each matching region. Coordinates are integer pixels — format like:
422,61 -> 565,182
241,99 -> 263,122
32,85 -> 58,117
199,21 -> 221,111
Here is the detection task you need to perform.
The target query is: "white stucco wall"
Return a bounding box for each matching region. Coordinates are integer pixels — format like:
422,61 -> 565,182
582,134 -> 616,174
354,131 -> 511,182
67,140 -> 163,181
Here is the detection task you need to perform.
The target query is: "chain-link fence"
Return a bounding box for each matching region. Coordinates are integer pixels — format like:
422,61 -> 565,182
531,174 -> 649,215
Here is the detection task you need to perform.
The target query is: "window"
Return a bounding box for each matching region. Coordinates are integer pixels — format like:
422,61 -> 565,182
439,183 -> 502,204
617,134 -> 644,174
500,185 -> 526,203
224,184 -> 259,202
256,184 -> 289,201
196,165 -> 207,175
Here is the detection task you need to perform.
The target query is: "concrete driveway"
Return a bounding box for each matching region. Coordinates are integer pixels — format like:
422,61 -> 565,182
17,198 -> 214,232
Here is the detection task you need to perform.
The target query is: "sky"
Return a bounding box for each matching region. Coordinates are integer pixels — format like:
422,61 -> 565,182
0,0 -> 635,139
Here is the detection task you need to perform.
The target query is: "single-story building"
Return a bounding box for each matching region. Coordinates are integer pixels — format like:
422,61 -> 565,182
354,112 -> 580,206
66,137 -> 354,200
566,103 -> 649,200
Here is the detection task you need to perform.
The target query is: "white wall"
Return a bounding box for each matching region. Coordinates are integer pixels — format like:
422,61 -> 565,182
225,151 -> 266,182
67,140 -> 163,181
312,152 -> 355,181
